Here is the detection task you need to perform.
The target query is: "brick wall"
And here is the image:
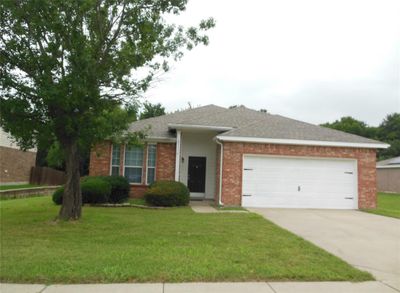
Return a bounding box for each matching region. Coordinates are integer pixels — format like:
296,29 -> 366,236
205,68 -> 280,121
215,143 -> 221,204
89,141 -> 176,198
156,143 -> 176,181
89,141 -> 112,176
0,146 -> 36,184
220,142 -> 377,209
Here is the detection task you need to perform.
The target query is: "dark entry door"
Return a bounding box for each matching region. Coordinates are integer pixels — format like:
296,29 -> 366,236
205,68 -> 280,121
188,156 -> 206,193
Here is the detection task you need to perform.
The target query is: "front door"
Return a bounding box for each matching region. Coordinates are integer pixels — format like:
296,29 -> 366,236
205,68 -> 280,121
187,156 -> 206,195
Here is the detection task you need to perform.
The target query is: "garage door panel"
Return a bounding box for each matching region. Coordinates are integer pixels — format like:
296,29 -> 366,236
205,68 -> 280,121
243,193 -> 355,209
242,156 -> 357,209
243,176 -> 297,191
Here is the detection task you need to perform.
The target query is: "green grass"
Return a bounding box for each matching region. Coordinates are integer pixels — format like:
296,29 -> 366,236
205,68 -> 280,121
127,198 -> 148,206
0,197 -> 372,284
0,184 -> 40,191
363,192 -> 400,219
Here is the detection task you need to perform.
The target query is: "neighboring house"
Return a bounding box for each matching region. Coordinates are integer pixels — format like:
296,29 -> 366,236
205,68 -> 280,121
89,105 -> 389,209
376,156 -> 400,193
0,127 -> 37,185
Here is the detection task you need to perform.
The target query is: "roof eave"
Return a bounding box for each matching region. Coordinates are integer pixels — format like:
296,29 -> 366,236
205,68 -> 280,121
216,136 -> 390,149
376,165 -> 400,169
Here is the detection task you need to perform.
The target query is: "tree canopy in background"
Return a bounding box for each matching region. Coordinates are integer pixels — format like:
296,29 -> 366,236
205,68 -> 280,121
0,0 -> 214,220
321,113 -> 400,160
139,102 -> 166,120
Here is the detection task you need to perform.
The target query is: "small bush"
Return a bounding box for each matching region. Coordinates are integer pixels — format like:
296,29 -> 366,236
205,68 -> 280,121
101,176 -> 130,203
81,177 -> 111,204
52,186 -> 64,205
144,180 -> 190,207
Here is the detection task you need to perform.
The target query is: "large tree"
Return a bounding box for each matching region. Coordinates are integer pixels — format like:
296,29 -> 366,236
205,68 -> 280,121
0,0 -> 214,220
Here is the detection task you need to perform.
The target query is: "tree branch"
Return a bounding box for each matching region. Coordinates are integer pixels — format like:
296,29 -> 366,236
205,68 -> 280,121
99,1 -> 127,64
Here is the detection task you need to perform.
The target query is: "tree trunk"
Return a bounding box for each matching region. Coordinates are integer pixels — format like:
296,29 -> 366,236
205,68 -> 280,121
59,139 -> 82,220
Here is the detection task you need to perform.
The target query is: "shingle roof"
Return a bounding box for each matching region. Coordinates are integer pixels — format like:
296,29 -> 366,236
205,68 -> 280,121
377,156 -> 400,166
128,105 -> 227,139
128,104 -> 387,146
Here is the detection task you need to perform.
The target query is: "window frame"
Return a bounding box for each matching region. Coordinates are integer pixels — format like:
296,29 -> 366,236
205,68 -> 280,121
123,144 -> 145,185
146,143 -> 157,185
110,143 -> 121,176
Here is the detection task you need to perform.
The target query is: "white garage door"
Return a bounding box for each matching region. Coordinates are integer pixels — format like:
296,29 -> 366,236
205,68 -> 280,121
242,156 -> 358,209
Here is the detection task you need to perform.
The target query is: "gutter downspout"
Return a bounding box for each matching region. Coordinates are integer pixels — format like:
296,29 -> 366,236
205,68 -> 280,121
216,139 -> 224,206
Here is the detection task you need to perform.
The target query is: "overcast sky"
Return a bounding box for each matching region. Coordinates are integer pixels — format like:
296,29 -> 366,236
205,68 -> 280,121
145,0 -> 400,126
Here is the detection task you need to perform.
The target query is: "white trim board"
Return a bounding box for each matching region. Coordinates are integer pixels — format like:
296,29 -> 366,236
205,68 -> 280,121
146,143 -> 157,185
376,165 -> 400,169
216,136 -> 389,149
174,130 -> 181,181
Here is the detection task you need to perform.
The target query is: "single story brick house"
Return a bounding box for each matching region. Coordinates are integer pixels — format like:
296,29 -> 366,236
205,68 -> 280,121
0,127 -> 37,185
89,105 -> 388,209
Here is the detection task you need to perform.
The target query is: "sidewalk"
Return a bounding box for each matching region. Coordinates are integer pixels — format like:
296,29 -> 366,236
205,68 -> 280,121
2,281 -> 398,293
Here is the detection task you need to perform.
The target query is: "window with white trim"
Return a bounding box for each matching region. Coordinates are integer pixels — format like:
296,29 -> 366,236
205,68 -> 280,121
110,144 -> 121,176
146,144 -> 157,184
124,145 -> 144,184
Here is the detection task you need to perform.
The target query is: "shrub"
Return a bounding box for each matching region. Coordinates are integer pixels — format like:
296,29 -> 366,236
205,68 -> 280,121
101,176 -> 130,203
52,186 -> 64,205
52,177 -> 111,205
144,180 -> 190,207
81,177 -> 111,204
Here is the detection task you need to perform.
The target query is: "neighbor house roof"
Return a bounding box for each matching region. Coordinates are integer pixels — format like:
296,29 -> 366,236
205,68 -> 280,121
128,104 -> 389,148
377,156 -> 400,168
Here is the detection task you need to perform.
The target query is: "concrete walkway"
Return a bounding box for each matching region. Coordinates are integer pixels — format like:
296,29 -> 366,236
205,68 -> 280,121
190,200 -> 219,213
1,281 -> 398,293
250,208 -> 400,291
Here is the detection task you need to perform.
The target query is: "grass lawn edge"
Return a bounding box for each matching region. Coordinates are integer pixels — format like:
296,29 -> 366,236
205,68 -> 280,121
361,192 -> 400,219
0,196 -> 374,284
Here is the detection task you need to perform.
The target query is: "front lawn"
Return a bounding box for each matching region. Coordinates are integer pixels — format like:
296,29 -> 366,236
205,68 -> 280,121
0,184 -> 40,191
0,197 -> 372,283
216,206 -> 247,211
127,198 -> 148,206
363,192 -> 400,219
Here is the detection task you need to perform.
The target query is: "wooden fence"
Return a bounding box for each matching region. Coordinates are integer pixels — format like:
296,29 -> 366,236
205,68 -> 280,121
30,166 -> 66,186
377,167 -> 400,193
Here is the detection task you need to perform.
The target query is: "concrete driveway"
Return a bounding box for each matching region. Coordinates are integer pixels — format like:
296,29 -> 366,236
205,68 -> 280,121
249,208 -> 400,291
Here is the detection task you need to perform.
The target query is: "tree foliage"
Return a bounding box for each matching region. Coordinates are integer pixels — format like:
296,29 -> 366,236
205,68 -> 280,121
139,102 -> 165,120
0,0 -> 214,220
322,113 -> 400,160
377,113 -> 400,160
321,116 -> 378,138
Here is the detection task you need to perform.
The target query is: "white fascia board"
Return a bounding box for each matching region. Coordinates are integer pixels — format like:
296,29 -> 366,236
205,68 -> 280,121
216,136 -> 390,149
376,165 -> 400,169
168,123 -> 234,131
